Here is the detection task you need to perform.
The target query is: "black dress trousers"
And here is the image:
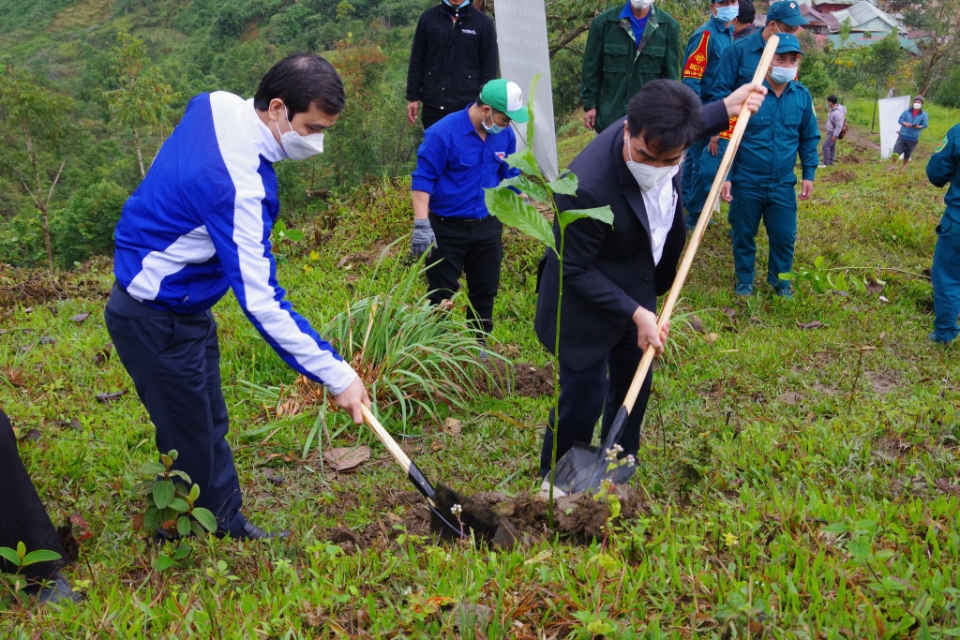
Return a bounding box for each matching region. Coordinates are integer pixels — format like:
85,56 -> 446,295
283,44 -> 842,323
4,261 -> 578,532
0,408 -> 68,583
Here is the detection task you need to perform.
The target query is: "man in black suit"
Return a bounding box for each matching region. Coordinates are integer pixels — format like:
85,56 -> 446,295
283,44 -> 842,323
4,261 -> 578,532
534,79 -> 766,488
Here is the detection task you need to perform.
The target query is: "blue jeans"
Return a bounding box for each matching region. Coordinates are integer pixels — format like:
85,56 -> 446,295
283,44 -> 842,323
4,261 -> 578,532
932,217 -> 960,343
728,183 -> 798,290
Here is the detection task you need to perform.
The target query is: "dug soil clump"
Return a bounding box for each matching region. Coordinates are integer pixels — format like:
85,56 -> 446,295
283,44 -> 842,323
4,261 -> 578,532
480,361 -> 555,399
323,485 -> 644,552
821,169 -> 857,184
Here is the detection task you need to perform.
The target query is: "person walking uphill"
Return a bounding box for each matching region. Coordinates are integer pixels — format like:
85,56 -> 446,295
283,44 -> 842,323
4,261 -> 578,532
720,34 -> 820,299
889,96 -> 929,171
580,0 -> 680,133
534,79 -> 767,491
680,0 -> 738,229
409,79 -> 526,342
405,0 -> 498,130
925,125 -> 960,344
106,53 -> 371,540
821,95 -> 846,167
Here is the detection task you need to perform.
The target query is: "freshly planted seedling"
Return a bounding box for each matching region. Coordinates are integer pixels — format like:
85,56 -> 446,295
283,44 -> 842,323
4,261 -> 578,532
134,450 -> 217,571
484,75 -> 613,526
0,542 -> 62,595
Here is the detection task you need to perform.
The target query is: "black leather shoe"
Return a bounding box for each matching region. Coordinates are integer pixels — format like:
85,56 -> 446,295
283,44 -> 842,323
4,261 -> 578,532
28,571 -> 81,605
233,521 -> 290,541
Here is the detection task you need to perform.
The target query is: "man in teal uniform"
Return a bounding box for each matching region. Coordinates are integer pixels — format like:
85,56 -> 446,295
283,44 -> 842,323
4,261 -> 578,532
580,0 -> 680,133
719,34 -> 819,298
925,126 -> 960,344
710,0 -> 808,103
680,0 -> 739,228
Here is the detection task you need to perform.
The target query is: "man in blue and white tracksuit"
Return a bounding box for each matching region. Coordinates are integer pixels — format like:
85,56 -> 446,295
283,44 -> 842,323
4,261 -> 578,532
106,54 -> 370,540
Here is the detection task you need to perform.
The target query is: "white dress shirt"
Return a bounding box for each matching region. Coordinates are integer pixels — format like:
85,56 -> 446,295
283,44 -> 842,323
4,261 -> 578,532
640,164 -> 680,265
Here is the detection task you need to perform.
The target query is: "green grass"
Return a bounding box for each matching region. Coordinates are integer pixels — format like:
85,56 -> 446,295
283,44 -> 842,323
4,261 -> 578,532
1,110 -> 960,638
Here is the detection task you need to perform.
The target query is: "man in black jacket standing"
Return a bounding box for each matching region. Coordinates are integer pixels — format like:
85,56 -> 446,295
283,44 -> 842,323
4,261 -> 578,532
406,0 -> 499,129
534,79 -> 766,489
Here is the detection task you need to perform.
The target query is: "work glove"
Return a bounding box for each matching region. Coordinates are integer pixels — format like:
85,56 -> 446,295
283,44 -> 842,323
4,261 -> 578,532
411,218 -> 436,258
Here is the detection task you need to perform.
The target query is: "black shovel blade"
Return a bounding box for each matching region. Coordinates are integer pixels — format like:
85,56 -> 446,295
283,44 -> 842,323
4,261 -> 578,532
549,406 -> 637,494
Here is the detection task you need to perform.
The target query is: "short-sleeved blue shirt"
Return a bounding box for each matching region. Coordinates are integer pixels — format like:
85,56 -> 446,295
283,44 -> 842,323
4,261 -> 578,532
411,105 -> 520,218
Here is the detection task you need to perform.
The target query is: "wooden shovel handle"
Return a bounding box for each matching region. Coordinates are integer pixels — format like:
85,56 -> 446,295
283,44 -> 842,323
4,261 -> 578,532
621,35 -> 781,413
360,404 -> 412,473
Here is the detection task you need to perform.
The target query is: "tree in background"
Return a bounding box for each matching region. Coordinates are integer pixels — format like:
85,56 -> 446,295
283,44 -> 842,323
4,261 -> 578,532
106,31 -> 179,178
891,0 -> 960,97
0,66 -> 76,269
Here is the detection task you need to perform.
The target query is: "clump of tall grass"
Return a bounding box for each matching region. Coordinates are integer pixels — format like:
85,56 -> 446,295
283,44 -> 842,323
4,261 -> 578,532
321,249 -> 507,432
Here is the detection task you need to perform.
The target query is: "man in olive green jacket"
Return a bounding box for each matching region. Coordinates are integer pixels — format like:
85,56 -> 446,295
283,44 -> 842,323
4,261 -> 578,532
580,1 -> 681,133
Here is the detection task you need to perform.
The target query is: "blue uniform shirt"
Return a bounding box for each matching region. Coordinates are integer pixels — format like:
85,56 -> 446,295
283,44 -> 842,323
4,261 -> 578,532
113,92 -> 356,394
898,108 -> 929,142
730,78 -> 820,186
681,14 -> 733,103
618,3 -> 649,48
710,27 -> 767,101
927,125 -> 960,226
411,105 -> 520,218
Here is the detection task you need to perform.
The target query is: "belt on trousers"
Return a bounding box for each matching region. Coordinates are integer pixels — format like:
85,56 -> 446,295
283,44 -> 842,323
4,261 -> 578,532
430,213 -> 493,227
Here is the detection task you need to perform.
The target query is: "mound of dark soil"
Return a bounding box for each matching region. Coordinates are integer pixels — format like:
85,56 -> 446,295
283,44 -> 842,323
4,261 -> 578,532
821,170 -> 857,184
322,485 -> 644,553
480,361 -> 555,399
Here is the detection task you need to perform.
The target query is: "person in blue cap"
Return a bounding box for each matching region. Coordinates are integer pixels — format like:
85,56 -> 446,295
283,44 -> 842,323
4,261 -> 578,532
410,79 -> 526,343
719,33 -> 820,298
680,0 -> 739,230
710,0 -> 808,103
925,126 -> 960,344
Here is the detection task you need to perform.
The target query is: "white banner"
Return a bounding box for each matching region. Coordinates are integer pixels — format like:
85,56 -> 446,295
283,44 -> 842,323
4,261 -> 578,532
494,0 -> 559,181
878,95 -> 911,160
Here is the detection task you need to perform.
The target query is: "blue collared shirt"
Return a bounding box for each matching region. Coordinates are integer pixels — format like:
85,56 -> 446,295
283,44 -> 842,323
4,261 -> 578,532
618,2 -> 649,48
411,105 -> 520,218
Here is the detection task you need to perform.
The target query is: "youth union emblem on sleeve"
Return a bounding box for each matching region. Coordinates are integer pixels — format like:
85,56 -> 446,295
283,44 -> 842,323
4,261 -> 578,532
936,136 -> 948,153
495,151 -> 506,161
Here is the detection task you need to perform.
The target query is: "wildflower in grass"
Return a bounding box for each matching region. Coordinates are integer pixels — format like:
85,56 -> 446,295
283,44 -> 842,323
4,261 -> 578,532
450,504 -> 462,516
626,454 -> 636,467
723,532 -> 739,548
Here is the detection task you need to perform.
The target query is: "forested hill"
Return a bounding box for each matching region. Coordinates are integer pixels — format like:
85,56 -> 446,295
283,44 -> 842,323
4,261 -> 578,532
0,0 -> 451,268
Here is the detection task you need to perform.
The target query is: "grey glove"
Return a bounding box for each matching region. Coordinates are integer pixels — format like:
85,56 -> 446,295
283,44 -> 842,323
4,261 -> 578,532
411,218 -> 436,258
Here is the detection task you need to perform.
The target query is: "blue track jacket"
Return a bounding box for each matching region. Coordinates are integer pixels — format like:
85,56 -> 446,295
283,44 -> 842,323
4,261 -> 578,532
113,92 -> 357,395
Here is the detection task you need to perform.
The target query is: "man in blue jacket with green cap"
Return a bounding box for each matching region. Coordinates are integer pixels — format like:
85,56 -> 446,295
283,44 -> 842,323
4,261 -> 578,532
925,126 -> 960,344
720,33 -> 819,298
680,0 -> 739,229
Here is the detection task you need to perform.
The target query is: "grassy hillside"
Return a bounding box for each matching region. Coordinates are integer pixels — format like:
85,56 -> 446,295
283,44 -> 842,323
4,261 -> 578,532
1,108 -> 959,636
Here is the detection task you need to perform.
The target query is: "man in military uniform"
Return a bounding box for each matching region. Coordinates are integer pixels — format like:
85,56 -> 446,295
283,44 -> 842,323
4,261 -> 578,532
680,0 -> 739,228
719,34 -> 819,298
925,126 -> 960,344
580,0 -> 680,133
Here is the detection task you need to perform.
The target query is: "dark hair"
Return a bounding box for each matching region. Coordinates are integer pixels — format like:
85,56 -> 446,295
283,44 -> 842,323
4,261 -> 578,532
737,0 -> 756,24
626,80 -> 703,153
827,95 -> 838,104
254,53 -> 346,116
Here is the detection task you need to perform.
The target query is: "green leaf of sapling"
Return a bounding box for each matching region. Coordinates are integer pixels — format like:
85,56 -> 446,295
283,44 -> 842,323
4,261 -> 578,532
191,508 -> 218,533
21,549 -> 62,566
0,547 -> 22,567
177,516 -> 192,537
153,480 -> 175,510
484,187 -> 556,252
558,206 -> 614,232
140,462 -> 166,476
546,172 -> 578,196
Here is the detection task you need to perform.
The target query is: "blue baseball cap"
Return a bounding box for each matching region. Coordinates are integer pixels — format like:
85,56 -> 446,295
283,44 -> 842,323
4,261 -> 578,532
767,1 -> 808,27
775,33 -> 803,54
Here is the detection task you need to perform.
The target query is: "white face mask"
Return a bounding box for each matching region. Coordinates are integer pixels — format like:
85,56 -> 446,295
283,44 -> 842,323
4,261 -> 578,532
629,0 -> 654,9
275,108 -> 325,161
624,134 -> 678,192
913,102 -> 922,110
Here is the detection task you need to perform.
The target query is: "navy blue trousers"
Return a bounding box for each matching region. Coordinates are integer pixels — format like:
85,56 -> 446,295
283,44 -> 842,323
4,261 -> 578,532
932,217 -> 960,343
539,326 -> 652,477
681,136 -> 709,209
104,286 -> 245,534
728,182 -> 798,291
687,138 -> 729,229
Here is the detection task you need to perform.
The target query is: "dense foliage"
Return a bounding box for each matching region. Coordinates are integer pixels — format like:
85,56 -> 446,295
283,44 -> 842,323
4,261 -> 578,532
0,0 -> 951,268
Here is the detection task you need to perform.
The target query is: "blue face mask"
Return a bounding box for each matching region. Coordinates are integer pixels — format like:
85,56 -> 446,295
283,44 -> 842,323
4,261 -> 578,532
442,0 -> 470,8
715,5 -> 739,22
482,112 -> 506,134
769,65 -> 797,85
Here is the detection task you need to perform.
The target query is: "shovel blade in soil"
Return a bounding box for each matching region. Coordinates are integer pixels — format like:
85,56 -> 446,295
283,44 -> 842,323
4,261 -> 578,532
550,407 -> 637,494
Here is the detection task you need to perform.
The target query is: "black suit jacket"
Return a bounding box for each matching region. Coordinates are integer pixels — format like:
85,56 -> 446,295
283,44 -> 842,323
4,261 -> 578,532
534,101 -> 729,371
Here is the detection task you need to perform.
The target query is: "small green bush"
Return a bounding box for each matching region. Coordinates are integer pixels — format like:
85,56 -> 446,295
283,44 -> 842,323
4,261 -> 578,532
52,179 -> 128,268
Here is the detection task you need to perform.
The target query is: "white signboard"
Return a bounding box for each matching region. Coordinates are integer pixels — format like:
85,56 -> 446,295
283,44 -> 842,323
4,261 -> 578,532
878,95 -> 911,160
494,0 -> 559,181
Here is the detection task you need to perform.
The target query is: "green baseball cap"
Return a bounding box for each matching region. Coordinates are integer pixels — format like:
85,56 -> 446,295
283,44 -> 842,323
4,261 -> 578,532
480,79 -> 529,123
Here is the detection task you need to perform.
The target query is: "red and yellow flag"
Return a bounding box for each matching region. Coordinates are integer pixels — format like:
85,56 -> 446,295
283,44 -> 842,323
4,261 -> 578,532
719,116 -> 737,141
